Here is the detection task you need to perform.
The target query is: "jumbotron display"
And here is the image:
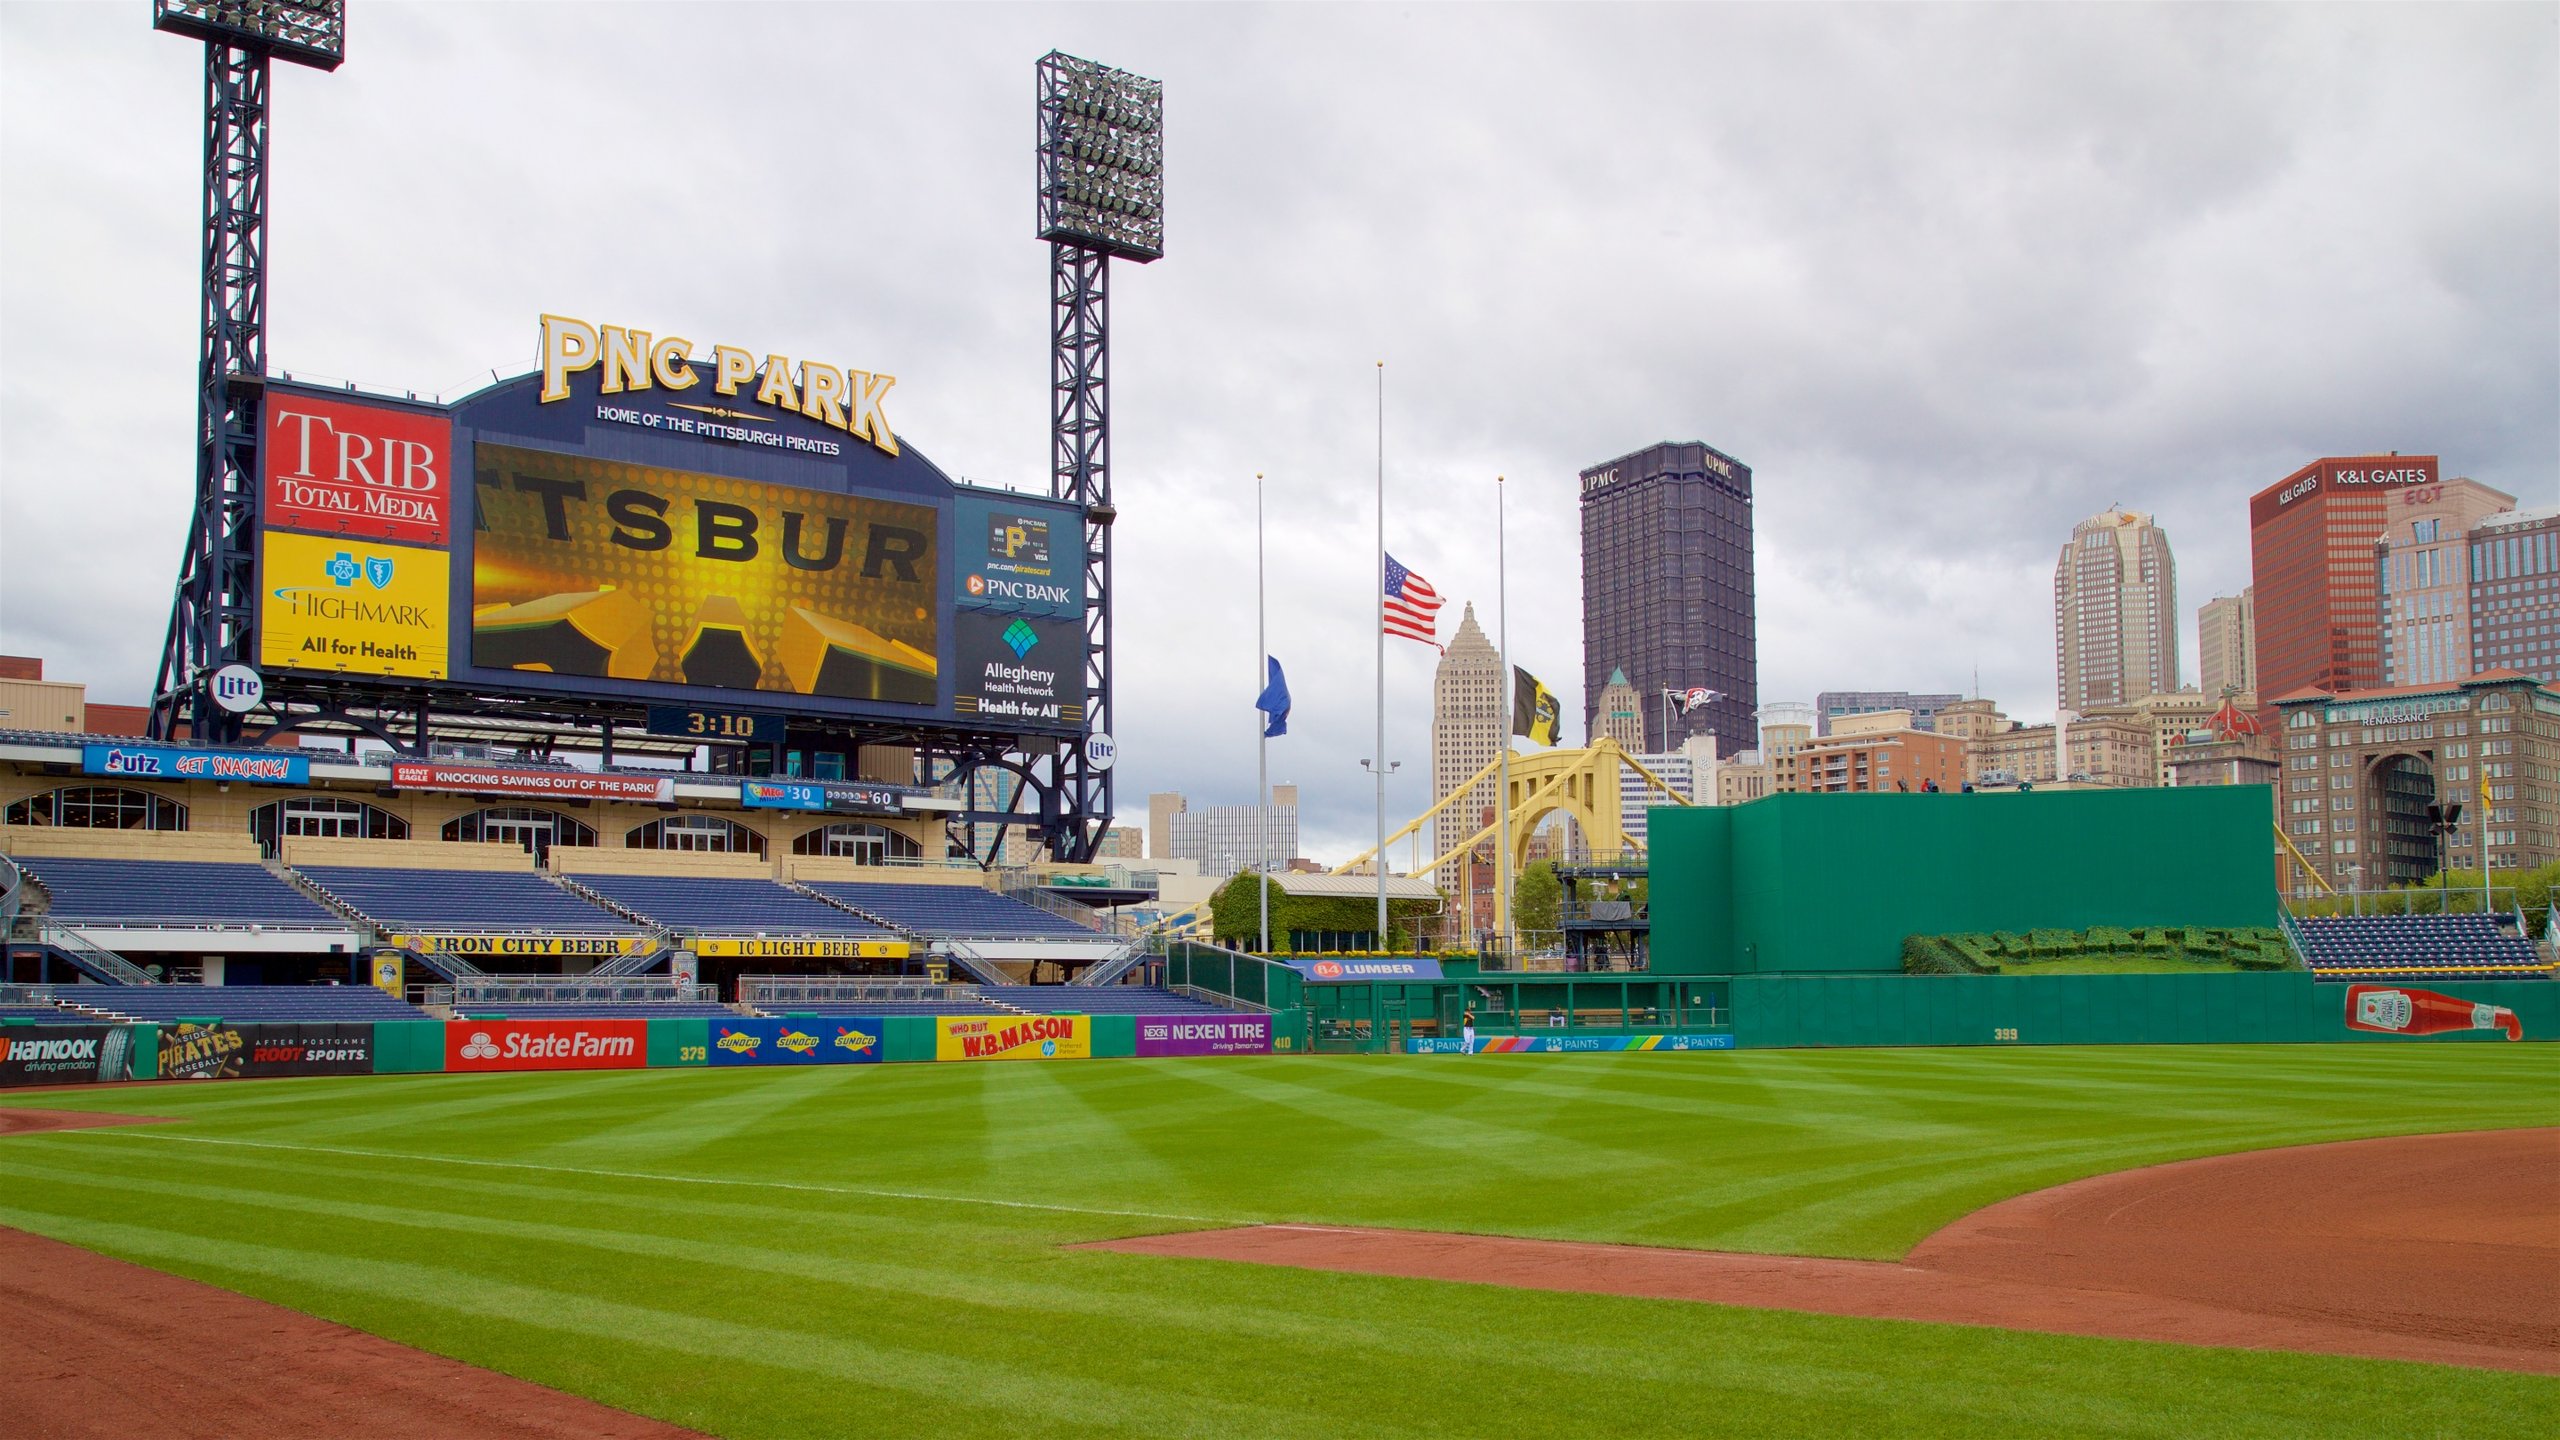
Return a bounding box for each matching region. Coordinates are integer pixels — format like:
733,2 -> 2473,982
251,313 -> 1088,735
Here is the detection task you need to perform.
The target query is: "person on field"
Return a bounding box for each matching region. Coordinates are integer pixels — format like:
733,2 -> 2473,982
1461,1008 -> 1476,1054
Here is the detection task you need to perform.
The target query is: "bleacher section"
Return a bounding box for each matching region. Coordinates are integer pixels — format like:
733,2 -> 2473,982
0,1004 -> 83,1024
975,984 -> 1231,1015
454,1001 -> 735,1020
806,882 -> 1095,939
15,857 -> 339,927
52,984 -> 427,1023
572,875 -> 895,937
779,998 -> 1020,1017
296,865 -> 634,933
2295,914 -> 2551,981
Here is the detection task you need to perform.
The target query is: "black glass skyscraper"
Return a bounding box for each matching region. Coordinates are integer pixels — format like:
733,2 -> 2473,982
1580,442 -> 1758,756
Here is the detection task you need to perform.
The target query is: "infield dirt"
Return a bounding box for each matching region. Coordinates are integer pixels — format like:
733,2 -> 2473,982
0,1105 -> 706,1440
1087,1127 -> 2560,1374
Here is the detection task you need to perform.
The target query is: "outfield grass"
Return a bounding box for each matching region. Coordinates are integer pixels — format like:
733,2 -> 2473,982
1,1045 -> 2554,1438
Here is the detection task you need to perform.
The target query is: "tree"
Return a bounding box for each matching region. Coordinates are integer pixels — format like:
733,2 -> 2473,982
1512,860 -> 1562,940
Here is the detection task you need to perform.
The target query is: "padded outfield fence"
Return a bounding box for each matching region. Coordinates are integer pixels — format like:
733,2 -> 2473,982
5,971 -> 2546,1087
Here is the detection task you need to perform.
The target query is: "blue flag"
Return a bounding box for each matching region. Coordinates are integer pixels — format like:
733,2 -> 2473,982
1256,656 -> 1291,738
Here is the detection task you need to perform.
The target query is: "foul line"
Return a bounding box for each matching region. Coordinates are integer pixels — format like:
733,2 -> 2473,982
70,1128 -> 1225,1226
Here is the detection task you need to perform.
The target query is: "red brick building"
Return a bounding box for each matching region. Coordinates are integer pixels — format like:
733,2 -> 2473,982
2249,455 -> 2438,701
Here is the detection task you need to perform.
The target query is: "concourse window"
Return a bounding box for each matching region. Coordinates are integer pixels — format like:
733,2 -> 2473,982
248,797 -> 409,854
791,822 -> 923,864
4,786 -> 188,831
627,814 -> 766,857
444,807 -> 597,863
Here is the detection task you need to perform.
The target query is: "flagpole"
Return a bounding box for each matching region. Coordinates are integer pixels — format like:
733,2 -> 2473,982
1258,473 -> 1270,954
1497,474 -> 1513,960
1374,361 -> 1388,944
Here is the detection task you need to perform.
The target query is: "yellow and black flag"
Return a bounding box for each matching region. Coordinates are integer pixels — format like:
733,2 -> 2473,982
1512,666 -> 1562,747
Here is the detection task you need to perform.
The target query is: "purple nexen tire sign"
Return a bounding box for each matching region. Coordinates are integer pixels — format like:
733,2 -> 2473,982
1135,1015 -> 1272,1056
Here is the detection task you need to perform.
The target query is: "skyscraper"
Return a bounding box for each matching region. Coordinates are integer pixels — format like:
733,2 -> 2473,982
2249,454 -> 2438,699
2054,509 -> 2178,712
1593,668 -> 1644,747
1430,603 -> 1503,880
2196,589 -> 2255,700
1580,442 -> 1758,755
2375,478 -> 2514,687
1814,690 -> 1964,735
2469,507 -> 2560,680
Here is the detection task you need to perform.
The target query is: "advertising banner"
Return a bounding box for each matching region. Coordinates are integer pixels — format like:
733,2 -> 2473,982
470,442 -> 937,704
738,779 -> 911,816
0,1026 -> 133,1087
935,1014 -> 1089,1062
370,951 -> 404,997
954,491 -> 1083,618
159,1022 -> 373,1080
389,933 -> 652,959
81,743 -> 309,786
691,937 -> 908,960
387,762 -> 674,803
708,1016 -> 884,1066
445,1019 -> 646,1072
2343,984 -> 2523,1041
259,529 -> 451,679
1406,1033 -> 1736,1054
1288,957 -> 1445,982
951,611 -> 1086,728
264,390 -> 454,545
1134,1015 -> 1272,1056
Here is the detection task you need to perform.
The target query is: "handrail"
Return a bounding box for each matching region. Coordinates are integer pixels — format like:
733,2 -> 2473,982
0,853 -> 24,936
38,923 -> 159,986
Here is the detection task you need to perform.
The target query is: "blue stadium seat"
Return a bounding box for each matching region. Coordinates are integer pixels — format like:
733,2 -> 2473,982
972,985 -> 1231,1015
571,875 -> 893,937
459,1001 -> 736,1020
803,882 -> 1098,940
51,984 -> 427,1023
2295,913 -> 2550,982
295,865 -> 633,933
16,856 -> 339,927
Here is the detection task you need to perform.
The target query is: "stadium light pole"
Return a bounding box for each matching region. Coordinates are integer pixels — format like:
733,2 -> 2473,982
1037,52 -> 1162,862
146,0 -> 346,743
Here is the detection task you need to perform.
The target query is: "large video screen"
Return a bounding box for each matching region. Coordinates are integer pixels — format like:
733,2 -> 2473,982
471,444 -> 939,704
251,353 -> 1091,738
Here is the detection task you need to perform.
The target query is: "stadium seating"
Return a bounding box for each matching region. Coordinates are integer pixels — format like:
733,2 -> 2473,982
0,1003 -> 82,1023
2294,914 -> 2551,981
804,882 -> 1097,939
17,856 -> 339,927
295,865 -> 634,933
972,984 -> 1230,1015
775,999 -> 1021,1017
455,1001 -> 735,1020
571,875 -> 893,937
50,984 -> 428,1023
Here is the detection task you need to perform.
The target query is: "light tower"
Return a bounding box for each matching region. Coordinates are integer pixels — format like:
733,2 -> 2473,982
146,1 -> 346,742
1035,51 -> 1162,860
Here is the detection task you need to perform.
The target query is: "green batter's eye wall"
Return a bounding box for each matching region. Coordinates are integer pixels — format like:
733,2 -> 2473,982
1646,788 -> 2281,975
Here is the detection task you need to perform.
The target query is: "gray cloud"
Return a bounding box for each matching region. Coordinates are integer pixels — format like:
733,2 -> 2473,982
3,3 -> 2551,861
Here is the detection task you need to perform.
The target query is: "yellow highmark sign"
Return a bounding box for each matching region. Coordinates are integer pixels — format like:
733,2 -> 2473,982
259,529 -> 450,679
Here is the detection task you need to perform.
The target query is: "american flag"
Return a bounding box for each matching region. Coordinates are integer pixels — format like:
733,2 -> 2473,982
1382,553 -> 1444,647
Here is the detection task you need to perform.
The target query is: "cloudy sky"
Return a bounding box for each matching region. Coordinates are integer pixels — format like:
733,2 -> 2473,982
3,3 -> 2553,861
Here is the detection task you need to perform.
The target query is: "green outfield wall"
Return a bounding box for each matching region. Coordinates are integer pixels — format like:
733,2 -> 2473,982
1649,788 -> 2278,975
1732,972 -> 2555,1047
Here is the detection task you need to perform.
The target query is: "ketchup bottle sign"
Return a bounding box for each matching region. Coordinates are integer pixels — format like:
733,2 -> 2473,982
2344,984 -> 2523,1041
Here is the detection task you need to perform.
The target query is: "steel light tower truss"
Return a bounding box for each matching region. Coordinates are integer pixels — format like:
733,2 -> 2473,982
146,1 -> 344,742
1032,51 -> 1161,861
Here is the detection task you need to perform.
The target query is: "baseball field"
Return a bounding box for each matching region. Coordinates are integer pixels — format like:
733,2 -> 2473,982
1,1044 -> 2553,1438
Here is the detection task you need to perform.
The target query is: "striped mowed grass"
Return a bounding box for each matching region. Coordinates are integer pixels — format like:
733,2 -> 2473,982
1,1044 -> 2553,1438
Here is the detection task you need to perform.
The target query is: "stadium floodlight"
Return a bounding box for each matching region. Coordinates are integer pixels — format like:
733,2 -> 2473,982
1036,51 -> 1163,262
153,0 -> 346,71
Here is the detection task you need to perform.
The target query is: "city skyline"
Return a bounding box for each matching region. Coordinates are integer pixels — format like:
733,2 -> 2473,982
1,6 -> 2551,862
